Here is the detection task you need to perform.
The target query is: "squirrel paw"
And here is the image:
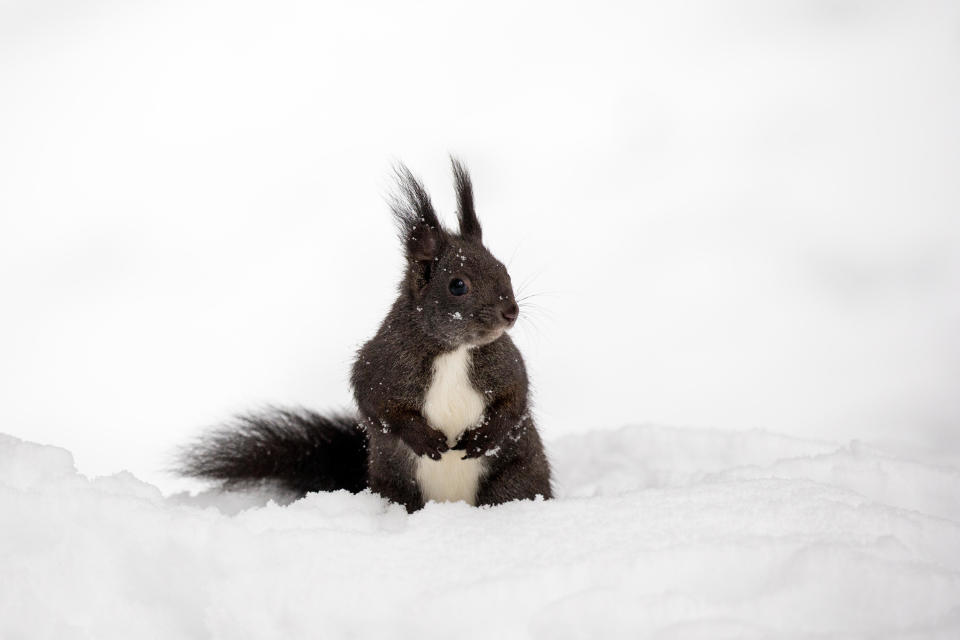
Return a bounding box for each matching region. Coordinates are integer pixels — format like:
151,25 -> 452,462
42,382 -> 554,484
451,429 -> 494,459
402,428 -> 449,460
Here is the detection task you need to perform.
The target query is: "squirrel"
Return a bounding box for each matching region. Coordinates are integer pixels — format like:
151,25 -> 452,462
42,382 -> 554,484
178,159 -> 552,512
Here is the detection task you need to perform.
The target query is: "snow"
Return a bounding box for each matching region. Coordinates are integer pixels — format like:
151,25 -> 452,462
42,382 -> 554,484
3,426 -> 959,639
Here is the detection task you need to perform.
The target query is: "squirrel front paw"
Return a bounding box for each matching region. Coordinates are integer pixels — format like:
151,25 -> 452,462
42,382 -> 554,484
399,428 -> 449,460
451,428 -> 497,459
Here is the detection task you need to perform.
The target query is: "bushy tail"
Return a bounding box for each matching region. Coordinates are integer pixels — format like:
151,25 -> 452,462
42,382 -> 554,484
178,408 -> 368,495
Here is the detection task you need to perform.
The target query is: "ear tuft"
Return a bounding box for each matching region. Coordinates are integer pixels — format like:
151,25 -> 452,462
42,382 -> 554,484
390,163 -> 446,261
451,157 -> 481,241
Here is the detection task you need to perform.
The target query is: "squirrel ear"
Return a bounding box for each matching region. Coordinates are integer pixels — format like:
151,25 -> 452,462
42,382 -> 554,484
391,163 -> 446,262
451,157 -> 481,241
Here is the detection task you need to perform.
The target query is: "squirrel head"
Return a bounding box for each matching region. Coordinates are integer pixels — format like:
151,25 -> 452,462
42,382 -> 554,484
391,159 -> 519,348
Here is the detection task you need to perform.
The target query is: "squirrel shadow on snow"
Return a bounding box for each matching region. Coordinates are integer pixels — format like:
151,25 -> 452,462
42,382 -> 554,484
178,159 -> 552,513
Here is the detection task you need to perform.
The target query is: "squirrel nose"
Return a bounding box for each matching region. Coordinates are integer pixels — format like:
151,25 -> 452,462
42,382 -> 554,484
501,302 -> 519,324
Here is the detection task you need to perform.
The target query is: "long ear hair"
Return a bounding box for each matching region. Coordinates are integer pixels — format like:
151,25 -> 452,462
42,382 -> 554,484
451,157 -> 481,241
390,163 -> 446,261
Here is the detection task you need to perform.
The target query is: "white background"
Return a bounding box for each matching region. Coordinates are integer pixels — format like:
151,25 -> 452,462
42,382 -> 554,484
1,0 -> 958,492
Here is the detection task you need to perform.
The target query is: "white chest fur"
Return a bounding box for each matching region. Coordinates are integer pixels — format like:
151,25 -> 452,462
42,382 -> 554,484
416,346 -> 487,505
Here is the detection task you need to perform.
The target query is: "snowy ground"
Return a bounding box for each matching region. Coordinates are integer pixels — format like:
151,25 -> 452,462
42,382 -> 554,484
3,425 -> 959,639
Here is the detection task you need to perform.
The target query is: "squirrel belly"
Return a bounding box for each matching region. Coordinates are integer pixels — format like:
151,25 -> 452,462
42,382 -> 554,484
417,345 -> 488,505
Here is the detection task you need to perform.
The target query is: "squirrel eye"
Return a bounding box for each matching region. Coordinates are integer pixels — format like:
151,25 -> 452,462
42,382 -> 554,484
449,278 -> 468,296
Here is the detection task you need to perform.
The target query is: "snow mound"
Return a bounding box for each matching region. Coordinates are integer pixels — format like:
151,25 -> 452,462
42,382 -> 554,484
2,427 -> 959,639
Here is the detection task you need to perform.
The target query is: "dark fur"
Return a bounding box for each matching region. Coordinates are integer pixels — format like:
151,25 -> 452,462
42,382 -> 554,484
179,160 -> 552,511
178,409 -> 367,494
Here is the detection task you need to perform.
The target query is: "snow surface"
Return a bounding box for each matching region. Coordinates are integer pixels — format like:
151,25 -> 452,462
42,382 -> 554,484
3,426 -> 959,639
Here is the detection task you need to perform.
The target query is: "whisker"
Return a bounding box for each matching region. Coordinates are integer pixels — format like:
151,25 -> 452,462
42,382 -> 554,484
517,300 -> 556,328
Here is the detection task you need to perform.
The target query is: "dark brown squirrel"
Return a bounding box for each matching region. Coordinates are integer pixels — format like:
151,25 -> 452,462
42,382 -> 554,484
179,160 -> 552,512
